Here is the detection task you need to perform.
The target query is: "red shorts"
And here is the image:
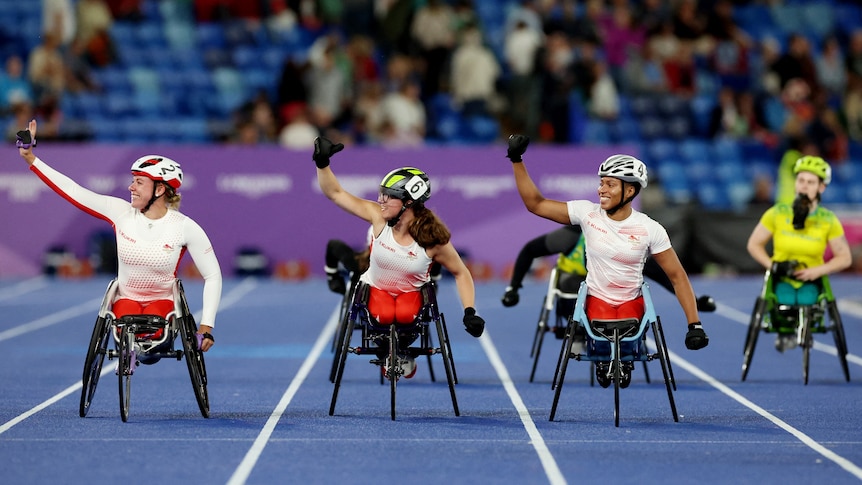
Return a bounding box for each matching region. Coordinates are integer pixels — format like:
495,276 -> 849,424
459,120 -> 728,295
367,287 -> 422,325
112,299 -> 174,319
112,299 -> 174,339
585,295 -> 645,322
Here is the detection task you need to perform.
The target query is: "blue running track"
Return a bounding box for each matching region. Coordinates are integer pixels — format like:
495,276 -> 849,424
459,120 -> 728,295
1,274 -> 861,484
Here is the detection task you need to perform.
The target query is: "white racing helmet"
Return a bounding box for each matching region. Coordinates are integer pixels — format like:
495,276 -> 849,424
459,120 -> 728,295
131,155 -> 183,189
598,154 -> 648,189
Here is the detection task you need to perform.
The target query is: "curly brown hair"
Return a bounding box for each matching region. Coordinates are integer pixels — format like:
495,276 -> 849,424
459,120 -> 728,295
408,203 -> 450,249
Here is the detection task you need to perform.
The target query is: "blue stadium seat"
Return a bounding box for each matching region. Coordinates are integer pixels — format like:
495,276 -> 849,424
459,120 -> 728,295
610,118 -> 642,144
689,95 -> 714,137
464,115 -> 500,144
695,182 -> 732,211
196,23 -> 228,49
646,139 -> 678,165
710,138 -> 743,163
129,67 -> 160,94
678,139 -> 710,163
164,21 -> 196,51
582,119 -> 610,145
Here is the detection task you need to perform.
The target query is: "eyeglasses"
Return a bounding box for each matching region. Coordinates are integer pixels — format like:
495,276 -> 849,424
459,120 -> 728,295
377,192 -> 391,203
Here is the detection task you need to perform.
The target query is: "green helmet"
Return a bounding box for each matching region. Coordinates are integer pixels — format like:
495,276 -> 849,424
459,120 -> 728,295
380,167 -> 431,203
793,156 -> 831,185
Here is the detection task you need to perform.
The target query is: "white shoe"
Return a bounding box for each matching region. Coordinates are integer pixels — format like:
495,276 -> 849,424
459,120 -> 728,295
775,334 -> 798,352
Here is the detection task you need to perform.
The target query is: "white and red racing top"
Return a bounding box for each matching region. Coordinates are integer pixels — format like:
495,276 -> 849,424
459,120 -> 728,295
360,224 -> 432,296
567,200 -> 671,306
31,158 -> 222,327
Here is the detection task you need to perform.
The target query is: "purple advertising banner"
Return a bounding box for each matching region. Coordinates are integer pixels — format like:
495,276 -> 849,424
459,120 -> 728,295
0,143 -> 634,278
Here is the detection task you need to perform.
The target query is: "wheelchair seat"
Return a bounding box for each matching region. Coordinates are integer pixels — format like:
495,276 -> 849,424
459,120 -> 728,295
742,269 -> 849,384
329,281 -> 459,420
549,281 -> 678,427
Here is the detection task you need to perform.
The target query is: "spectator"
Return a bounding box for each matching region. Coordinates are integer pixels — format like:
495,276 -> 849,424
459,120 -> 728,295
379,79 -> 425,147
410,0 -> 456,99
503,18 -> 543,138
105,0 -> 144,21
586,59 -> 619,121
770,33 -> 819,97
843,73 -> 862,142
278,104 -> 320,149
539,30 -> 576,142
663,41 -> 697,98
816,35 -> 847,103
307,41 -> 352,130
27,31 -> 66,107
0,56 -> 34,114
599,2 -> 645,88
351,80 -> 386,144
449,24 -> 500,118
43,0 -> 76,48
621,43 -> 668,96
708,86 -> 745,139
569,0 -> 604,49
845,29 -> 862,81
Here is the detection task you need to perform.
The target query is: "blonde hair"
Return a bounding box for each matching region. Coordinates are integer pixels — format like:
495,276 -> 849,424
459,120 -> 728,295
163,184 -> 181,210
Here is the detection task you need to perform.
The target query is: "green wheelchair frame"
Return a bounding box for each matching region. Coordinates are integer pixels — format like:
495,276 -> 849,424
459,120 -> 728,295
741,269 -> 850,385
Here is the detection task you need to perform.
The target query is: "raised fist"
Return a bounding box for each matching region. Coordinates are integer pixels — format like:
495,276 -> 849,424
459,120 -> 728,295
506,134 -> 529,162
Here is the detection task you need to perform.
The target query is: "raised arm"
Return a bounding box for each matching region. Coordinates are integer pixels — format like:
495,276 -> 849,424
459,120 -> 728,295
507,135 -> 571,225
313,137 -> 384,226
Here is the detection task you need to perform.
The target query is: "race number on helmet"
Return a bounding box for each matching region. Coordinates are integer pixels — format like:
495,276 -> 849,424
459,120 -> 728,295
131,155 -> 183,189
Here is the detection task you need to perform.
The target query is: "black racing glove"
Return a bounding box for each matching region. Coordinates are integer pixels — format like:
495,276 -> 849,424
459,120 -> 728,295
16,129 -> 35,149
685,322 -> 709,350
312,136 -> 344,169
506,134 -> 529,163
463,307 -> 485,338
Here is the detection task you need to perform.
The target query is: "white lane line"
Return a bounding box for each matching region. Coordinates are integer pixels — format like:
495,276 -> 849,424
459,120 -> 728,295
227,304 -> 339,485
0,278 -> 258,435
668,347 -> 862,480
0,276 -> 48,302
479,332 -> 566,485
0,299 -> 102,343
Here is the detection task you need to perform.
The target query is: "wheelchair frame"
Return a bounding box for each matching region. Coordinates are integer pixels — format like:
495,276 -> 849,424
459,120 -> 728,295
549,282 -> 678,427
79,279 -> 209,422
529,266 -> 581,382
328,281 -> 459,420
741,270 -> 850,385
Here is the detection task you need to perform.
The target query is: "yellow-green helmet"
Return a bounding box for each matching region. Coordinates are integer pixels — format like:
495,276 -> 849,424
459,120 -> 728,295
380,167 -> 431,203
793,156 -> 831,185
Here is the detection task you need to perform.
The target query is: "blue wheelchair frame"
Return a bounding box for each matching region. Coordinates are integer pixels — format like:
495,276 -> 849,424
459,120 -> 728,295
549,281 -> 678,427
328,281 -> 458,420
741,269 -> 850,385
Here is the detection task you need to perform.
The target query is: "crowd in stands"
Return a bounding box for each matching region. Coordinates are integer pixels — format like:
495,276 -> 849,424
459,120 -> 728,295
2,0 -> 862,207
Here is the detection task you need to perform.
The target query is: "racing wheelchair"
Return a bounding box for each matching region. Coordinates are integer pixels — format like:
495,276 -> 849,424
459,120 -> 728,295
79,279 -> 209,422
528,263 -> 582,382
549,281 -> 678,427
741,262 -> 850,385
329,281 -> 458,420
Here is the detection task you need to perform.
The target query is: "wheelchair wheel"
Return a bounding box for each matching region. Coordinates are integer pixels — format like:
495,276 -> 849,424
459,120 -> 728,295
741,297 -> 766,381
388,325 -> 398,421
177,283 -> 209,418
117,324 -> 133,422
329,302 -> 352,383
612,334 -> 622,428
530,300 -> 551,359
802,307 -> 814,386
529,303 -> 551,383
652,319 -> 679,422
439,313 -> 458,385
435,312 -> 460,417
549,320 -> 576,421
80,315 -> 112,417
827,301 -> 851,382
329,316 -> 355,416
